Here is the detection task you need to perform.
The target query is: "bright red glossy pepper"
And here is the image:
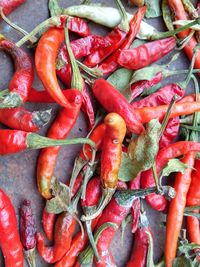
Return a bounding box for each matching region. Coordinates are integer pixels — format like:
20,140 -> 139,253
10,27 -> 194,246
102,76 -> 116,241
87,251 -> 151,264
0,39 -> 34,107
98,6 -> 146,76
92,78 -> 144,134
117,37 -> 176,70
37,89 -> 82,199
0,107 -> 51,132
165,152 -> 196,267
0,188 -> 24,267
141,141 -> 200,211
0,0 -> 26,17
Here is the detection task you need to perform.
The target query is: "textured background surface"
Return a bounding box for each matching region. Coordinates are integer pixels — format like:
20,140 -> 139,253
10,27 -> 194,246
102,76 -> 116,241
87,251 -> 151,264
0,0 -> 194,266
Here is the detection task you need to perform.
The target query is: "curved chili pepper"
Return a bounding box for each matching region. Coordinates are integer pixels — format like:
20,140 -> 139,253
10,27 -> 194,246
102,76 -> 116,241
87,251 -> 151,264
141,141 -> 200,211
98,6 -> 146,76
0,0 -> 26,17
117,37 -> 176,70
0,188 -> 23,267
186,159 -> 200,249
35,27 -> 72,108
56,35 -> 111,87
37,212 -> 76,263
0,107 -> 51,132
37,89 -> 82,199
167,0 -> 200,76
92,78 -> 144,134
0,39 -> 34,107
165,152 -> 196,267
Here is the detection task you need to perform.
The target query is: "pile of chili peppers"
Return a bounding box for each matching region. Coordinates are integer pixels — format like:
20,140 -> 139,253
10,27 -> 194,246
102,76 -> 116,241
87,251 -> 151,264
1,0 -> 200,266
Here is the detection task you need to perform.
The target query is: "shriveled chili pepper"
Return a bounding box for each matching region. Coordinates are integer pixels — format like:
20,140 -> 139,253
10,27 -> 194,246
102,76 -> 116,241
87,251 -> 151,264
66,16 -> 91,37
0,107 -> 51,132
56,35 -> 111,88
165,152 -> 196,267
0,129 -> 95,155
0,38 -> 34,108
126,211 -> 152,267
0,188 -> 23,267
98,6 -> 146,76
167,0 -> 200,77
83,0 -> 129,68
92,78 -> 144,134
186,159 -> 200,250
20,199 -> 37,267
117,37 -> 176,70
141,141 -> 200,211
0,0 -> 26,17
37,89 -> 82,199
37,212 -> 76,263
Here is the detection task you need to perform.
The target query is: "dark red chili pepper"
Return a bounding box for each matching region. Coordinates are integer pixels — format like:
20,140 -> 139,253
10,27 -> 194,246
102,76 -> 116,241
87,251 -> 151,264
66,16 -> 91,37
0,39 -> 34,107
165,152 -> 196,267
0,107 -> 51,132
37,89 -> 82,199
0,188 -> 23,267
0,0 -> 26,17
141,141 -> 200,211
117,37 -> 176,70
126,211 -> 152,267
20,199 -> 37,267
56,35 -> 111,88
98,6 -> 146,76
37,212 -> 76,263
92,78 -> 144,134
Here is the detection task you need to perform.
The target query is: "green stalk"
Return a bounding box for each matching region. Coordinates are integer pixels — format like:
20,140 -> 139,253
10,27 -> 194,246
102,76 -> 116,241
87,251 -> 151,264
115,0 -> 129,32
64,19 -> 83,91
0,89 -> 9,99
162,0 -> 174,32
77,61 -> 103,78
146,230 -> 155,267
24,248 -> 36,267
0,92 -> 22,108
48,0 -> 63,17
182,0 -> 198,19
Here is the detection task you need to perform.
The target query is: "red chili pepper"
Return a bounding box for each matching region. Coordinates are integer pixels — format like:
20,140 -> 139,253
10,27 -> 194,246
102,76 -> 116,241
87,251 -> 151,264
35,27 -> 73,108
186,159 -> 200,249
0,107 -> 51,132
0,39 -> 34,107
36,89 -> 82,199
126,212 -> 152,267
168,0 -> 200,76
37,212 -> 76,263
0,188 -> 23,267
117,37 -> 176,70
66,17 -> 91,37
92,78 -> 144,134
56,35 -> 111,87
0,0 -> 26,17
165,152 -> 196,267
98,6 -> 146,76
141,141 -> 200,211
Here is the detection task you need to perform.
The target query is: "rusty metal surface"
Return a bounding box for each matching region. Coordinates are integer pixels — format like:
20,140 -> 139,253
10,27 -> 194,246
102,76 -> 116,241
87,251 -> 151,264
0,0 -> 193,266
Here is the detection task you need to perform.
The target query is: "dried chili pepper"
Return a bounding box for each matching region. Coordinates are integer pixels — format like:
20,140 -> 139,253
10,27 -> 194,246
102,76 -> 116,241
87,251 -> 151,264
66,16 -> 91,37
117,37 -> 176,70
98,6 -> 146,76
20,199 -> 37,267
0,0 -> 26,17
92,78 -> 144,134
37,89 -> 82,199
0,107 -> 51,132
83,0 -> 129,68
141,141 -> 200,211
0,129 -> 95,155
165,152 -> 196,267
126,211 -> 151,267
56,35 -> 111,88
0,188 -> 23,267
0,38 -> 34,108
129,0 -> 144,7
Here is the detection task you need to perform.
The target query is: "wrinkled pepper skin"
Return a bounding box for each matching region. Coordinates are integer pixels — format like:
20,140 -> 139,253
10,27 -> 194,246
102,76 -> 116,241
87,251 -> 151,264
0,0 -> 26,17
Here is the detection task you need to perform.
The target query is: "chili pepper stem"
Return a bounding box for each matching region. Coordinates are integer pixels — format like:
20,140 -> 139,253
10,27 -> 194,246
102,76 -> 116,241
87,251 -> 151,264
0,92 -> 22,108
0,89 -> 9,99
152,18 -> 200,40
77,61 -> 103,78
26,133 -> 96,150
32,109 -> 52,128
85,220 -> 100,261
24,248 -> 36,267
115,0 -> 129,32
151,164 -> 162,194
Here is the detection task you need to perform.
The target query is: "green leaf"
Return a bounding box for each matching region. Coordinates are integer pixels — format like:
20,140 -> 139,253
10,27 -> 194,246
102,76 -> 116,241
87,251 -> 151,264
128,119 -> 161,178
119,152 -> 136,182
130,65 -> 162,84
46,177 -> 71,214
173,256 -> 193,267
161,158 -> 193,177
145,0 -> 161,18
